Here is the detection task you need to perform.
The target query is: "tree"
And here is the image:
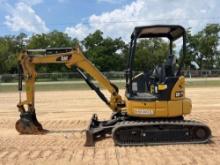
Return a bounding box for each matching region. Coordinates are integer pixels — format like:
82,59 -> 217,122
82,30 -> 127,71
28,31 -> 79,73
186,24 -> 220,70
134,38 -> 169,71
0,24 -> 220,74
0,33 -> 27,74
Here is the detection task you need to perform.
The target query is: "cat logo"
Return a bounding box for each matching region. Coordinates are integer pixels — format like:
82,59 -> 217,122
56,55 -> 71,62
61,56 -> 68,61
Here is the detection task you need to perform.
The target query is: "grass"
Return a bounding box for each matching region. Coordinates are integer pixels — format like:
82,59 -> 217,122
186,80 -> 220,87
0,81 -> 125,92
0,79 -> 220,93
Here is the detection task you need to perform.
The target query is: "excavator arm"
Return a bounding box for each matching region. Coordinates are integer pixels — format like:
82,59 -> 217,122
16,47 -> 125,138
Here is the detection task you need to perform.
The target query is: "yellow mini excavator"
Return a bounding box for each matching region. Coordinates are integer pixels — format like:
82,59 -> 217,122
16,25 -> 211,146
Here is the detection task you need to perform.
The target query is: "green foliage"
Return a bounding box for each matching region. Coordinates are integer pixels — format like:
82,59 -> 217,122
0,33 -> 26,74
28,31 -> 79,73
186,24 -> 220,70
0,24 -> 220,75
134,38 -> 169,71
82,30 -> 127,71
28,31 -> 77,49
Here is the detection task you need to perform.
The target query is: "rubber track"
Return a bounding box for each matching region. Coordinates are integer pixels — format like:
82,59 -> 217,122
112,120 -> 212,146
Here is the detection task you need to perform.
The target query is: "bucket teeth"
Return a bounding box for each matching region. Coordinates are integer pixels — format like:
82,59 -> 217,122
15,112 -> 47,134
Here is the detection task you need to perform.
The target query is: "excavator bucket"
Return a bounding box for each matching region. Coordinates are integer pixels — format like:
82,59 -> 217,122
15,112 -> 47,134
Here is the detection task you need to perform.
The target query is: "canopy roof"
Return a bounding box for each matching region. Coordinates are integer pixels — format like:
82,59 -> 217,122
131,25 -> 185,40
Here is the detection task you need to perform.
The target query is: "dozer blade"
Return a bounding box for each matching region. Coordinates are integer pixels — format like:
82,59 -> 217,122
84,114 -> 97,146
84,114 -> 114,146
15,112 -> 47,134
85,129 -> 95,146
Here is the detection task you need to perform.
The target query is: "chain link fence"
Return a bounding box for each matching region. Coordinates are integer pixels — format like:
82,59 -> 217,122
0,70 -> 220,83
0,71 -> 125,83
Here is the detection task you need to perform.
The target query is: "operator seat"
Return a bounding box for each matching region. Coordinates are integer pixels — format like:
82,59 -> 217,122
165,55 -> 177,77
152,54 -> 177,82
130,55 -> 178,101
157,54 -> 178,100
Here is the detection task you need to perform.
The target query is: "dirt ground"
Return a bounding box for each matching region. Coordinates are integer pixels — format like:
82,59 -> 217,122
0,87 -> 220,165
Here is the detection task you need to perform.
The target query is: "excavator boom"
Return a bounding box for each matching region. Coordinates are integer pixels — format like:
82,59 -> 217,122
16,47 -> 125,141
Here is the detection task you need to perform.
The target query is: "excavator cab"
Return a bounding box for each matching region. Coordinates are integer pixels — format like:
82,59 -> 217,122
123,25 -> 193,118
86,25 -> 210,146
125,25 -> 186,102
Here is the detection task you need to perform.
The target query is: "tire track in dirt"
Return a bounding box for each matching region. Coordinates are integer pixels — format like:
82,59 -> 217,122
1,115 -> 220,164
0,119 -> 88,129
0,133 -> 219,164
1,89 -> 220,164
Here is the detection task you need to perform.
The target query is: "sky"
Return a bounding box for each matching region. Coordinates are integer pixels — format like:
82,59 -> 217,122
0,0 -> 220,41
